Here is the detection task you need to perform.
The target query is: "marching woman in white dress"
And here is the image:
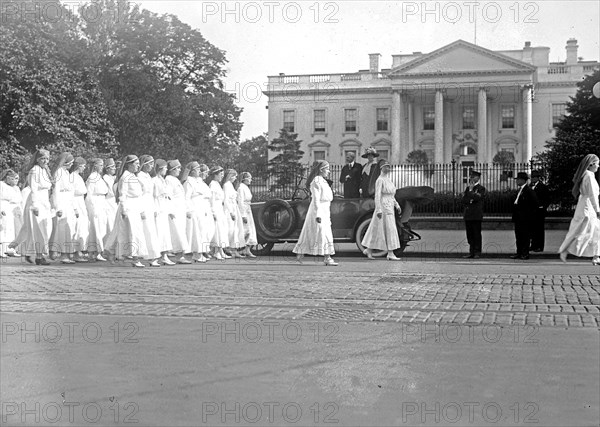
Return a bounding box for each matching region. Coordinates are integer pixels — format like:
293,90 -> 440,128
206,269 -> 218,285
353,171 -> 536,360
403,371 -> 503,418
50,153 -> 78,263
85,158 -> 111,261
222,169 -> 246,258
0,170 -> 23,257
559,154 -> 600,265
293,160 -> 338,266
104,155 -> 148,267
11,149 -> 53,265
138,155 -> 162,267
181,161 -> 207,263
237,171 -> 257,258
152,159 -> 175,265
208,166 -> 229,260
361,160 -> 402,261
197,164 -> 215,260
165,159 -> 192,264
102,158 -> 118,233
70,157 -> 89,261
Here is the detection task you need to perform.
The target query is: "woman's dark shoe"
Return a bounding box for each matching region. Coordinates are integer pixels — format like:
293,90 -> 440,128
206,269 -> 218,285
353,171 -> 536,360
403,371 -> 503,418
24,256 -> 34,264
35,257 -> 50,266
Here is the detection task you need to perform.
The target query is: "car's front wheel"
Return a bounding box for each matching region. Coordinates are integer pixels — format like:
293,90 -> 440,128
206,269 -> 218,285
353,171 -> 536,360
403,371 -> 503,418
354,217 -> 387,257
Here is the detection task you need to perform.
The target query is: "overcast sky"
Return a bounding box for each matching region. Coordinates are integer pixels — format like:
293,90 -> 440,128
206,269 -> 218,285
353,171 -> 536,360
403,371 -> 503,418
137,1 -> 599,141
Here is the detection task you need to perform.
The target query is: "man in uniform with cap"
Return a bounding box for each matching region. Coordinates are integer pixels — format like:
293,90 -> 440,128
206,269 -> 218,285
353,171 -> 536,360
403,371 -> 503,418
511,172 -> 539,260
529,170 -> 550,252
462,170 -> 486,258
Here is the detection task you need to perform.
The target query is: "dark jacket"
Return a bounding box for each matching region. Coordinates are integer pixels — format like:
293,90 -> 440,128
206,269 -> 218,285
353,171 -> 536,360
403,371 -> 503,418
462,183 -> 486,221
360,162 -> 377,198
531,181 -> 550,210
512,184 -> 539,223
339,162 -> 362,198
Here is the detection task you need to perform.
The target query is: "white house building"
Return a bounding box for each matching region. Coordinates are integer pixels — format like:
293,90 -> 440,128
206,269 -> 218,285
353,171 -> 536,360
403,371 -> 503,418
264,39 -> 598,165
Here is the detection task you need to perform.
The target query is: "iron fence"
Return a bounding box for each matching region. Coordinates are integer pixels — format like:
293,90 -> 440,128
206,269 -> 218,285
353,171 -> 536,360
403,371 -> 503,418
230,161 -> 575,217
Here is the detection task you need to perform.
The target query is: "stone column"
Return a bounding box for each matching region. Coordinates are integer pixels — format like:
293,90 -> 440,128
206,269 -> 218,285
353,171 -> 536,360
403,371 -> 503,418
523,86 -> 533,162
391,90 -> 402,163
407,99 -> 414,153
477,88 -> 487,164
434,90 -> 444,163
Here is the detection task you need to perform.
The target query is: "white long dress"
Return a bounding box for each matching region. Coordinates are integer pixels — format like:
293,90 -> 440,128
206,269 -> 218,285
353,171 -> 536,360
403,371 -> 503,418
14,166 -> 53,255
152,175 -> 172,253
361,176 -> 401,251
237,183 -> 257,246
0,181 -> 23,246
104,170 -> 148,259
71,172 -> 89,252
165,175 -> 190,253
197,178 -> 215,252
50,168 -> 77,254
223,181 -> 245,249
138,171 -> 162,259
85,172 -> 112,253
209,180 -> 229,248
293,176 -> 335,255
103,173 -> 118,233
559,170 -> 600,257
183,177 -> 204,253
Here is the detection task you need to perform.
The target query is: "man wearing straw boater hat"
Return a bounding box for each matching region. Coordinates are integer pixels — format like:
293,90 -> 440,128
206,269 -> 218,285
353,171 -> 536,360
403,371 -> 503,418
511,172 -> 539,260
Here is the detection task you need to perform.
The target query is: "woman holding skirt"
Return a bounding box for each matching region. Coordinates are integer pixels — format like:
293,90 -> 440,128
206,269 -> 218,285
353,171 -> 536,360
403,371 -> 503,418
361,160 -> 402,261
559,154 -> 600,265
11,149 -> 53,265
293,160 -> 337,266
237,172 -> 257,258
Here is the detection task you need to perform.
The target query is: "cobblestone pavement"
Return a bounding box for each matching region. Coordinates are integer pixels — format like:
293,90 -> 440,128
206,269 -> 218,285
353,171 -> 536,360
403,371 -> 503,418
1,260 -> 599,328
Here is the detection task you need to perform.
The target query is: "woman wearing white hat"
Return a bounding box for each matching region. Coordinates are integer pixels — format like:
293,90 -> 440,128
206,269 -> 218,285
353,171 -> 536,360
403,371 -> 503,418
102,158 -> 118,233
165,159 -> 192,264
85,158 -> 111,261
50,152 -> 78,264
70,157 -> 89,262
182,161 -> 208,263
293,160 -> 338,266
152,159 -> 176,265
362,160 -> 402,261
138,155 -> 162,267
208,166 -> 229,260
0,169 -> 23,258
222,169 -> 245,258
237,171 -> 257,258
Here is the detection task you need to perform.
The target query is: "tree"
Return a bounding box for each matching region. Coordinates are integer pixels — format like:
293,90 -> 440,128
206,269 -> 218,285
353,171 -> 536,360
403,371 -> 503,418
492,150 -> 515,165
230,133 -> 268,177
406,150 -> 429,164
533,69 -> 600,209
267,129 -> 304,191
0,0 -> 118,171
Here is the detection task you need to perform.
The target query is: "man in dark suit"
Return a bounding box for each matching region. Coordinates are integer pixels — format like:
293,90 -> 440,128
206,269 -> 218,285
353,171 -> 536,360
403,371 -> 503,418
339,152 -> 362,198
462,171 -> 486,258
511,172 -> 539,260
529,170 -> 550,252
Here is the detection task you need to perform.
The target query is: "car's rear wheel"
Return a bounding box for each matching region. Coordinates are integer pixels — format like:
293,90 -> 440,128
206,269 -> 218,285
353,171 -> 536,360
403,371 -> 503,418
256,199 -> 297,239
354,217 -> 387,257
251,242 -> 274,256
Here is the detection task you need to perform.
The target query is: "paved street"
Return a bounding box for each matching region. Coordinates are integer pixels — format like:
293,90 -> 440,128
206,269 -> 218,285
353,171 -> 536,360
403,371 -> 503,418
1,251 -> 599,426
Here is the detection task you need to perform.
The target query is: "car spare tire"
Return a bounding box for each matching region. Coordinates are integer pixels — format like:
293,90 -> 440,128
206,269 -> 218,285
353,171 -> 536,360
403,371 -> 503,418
256,199 -> 297,239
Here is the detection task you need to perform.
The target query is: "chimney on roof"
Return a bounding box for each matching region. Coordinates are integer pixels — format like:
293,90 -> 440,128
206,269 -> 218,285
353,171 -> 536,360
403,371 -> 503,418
369,53 -> 381,73
566,38 -> 578,65
524,41 -> 531,48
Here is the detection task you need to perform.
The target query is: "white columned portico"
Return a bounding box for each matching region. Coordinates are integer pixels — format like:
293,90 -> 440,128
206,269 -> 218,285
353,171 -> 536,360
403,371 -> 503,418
522,85 -> 533,162
391,90 -> 402,163
434,90 -> 444,163
477,88 -> 487,164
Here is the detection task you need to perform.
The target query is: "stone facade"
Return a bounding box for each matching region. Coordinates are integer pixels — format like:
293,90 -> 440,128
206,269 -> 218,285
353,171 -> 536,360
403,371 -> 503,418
264,39 -> 598,165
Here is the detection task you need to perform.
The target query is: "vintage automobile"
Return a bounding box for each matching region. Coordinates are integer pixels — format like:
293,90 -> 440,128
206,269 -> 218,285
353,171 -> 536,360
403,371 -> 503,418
250,184 -> 434,256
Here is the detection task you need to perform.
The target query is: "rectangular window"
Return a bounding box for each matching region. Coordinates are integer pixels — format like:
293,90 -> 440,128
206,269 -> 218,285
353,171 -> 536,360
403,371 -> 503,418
501,105 -> 515,129
552,103 -> 567,127
313,151 -> 326,161
462,107 -> 475,129
345,108 -> 357,132
423,106 -> 435,130
376,108 -> 389,131
313,109 -> 326,132
283,110 -> 295,132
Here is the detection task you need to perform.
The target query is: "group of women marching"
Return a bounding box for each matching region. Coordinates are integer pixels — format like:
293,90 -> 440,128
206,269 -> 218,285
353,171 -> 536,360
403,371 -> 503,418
0,150 -> 258,267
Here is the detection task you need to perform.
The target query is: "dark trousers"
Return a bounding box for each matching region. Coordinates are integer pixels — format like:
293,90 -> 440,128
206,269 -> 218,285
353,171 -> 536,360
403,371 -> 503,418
530,209 -> 546,251
514,220 -> 531,257
465,220 -> 482,255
